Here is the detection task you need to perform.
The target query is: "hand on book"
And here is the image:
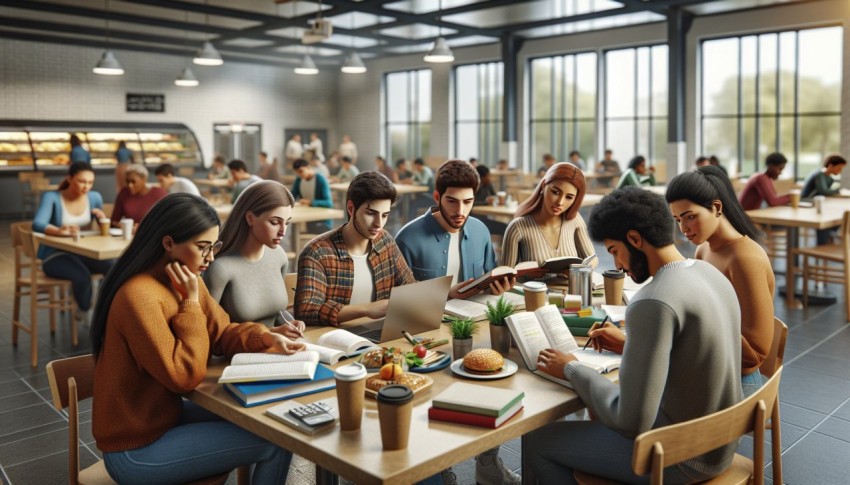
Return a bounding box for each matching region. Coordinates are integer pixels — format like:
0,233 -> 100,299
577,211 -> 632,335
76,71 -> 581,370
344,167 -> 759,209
261,332 -> 306,355
587,323 -> 626,354
536,348 -> 577,380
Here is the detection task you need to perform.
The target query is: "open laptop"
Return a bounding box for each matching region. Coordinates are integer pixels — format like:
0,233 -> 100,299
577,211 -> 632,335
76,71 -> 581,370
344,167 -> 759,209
347,275 -> 452,343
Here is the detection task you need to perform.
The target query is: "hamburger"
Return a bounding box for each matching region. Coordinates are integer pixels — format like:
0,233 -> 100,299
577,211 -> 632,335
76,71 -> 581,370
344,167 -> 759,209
462,348 -> 504,375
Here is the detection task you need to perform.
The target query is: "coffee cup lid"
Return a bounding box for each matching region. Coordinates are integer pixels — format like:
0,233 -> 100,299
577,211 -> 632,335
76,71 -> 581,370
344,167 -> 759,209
376,384 -> 413,404
335,362 -> 367,381
602,270 -> 625,279
99,217 -> 110,223
523,281 -> 547,293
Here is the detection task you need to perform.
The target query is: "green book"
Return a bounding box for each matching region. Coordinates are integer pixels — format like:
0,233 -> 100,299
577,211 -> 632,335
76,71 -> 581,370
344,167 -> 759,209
432,383 -> 524,417
562,308 -> 607,337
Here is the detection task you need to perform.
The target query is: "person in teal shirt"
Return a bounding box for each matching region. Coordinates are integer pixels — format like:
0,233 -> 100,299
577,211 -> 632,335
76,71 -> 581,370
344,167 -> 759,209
802,154 -> 847,244
69,134 -> 91,163
292,158 -> 333,232
616,155 -> 656,189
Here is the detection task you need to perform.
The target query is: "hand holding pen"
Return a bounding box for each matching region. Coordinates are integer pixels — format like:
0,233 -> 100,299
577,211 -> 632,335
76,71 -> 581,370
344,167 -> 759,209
582,316 -> 610,351
586,317 -> 626,354
276,310 -> 305,340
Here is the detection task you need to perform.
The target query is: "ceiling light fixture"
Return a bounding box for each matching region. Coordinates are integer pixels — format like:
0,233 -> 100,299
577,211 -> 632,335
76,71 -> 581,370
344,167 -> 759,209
424,0 -> 454,63
193,0 -> 223,66
295,54 -> 319,75
175,66 -> 199,87
341,14 -> 366,74
93,0 -> 124,75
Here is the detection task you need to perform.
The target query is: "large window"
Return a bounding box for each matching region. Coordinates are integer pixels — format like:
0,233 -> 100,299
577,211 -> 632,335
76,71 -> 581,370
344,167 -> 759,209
455,62 -> 503,165
701,26 -> 842,178
529,52 -> 597,170
604,45 -> 668,173
385,69 -> 431,162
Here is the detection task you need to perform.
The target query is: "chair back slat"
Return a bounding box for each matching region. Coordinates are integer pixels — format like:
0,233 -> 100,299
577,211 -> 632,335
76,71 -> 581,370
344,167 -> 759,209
761,318 -> 788,378
631,367 -> 783,476
46,354 -> 96,410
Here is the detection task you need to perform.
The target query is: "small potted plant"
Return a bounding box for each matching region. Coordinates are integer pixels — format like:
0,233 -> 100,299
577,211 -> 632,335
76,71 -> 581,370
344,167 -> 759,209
485,296 -> 516,355
448,316 -> 478,359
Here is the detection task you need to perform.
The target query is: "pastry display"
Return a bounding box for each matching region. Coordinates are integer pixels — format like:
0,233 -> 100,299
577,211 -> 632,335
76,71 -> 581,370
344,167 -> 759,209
461,349 -> 505,375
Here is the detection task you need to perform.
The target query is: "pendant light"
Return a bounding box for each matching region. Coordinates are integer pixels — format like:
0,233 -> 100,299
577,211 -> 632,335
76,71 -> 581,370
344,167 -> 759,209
341,15 -> 366,74
295,54 -> 319,75
93,0 -> 124,75
424,0 -> 454,63
193,0 -> 223,66
175,66 -> 199,87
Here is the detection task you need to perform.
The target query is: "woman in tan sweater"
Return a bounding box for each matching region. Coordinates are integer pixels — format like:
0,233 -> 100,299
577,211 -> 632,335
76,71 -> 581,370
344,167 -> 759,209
90,193 -> 304,484
666,165 -> 774,397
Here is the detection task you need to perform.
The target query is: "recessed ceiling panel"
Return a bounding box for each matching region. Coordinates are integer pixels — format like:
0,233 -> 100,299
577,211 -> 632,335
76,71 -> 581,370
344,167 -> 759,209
515,11 -> 664,38
378,24 -> 457,40
266,27 -> 306,39
326,12 -> 395,29
445,35 -> 498,47
444,0 -> 621,28
384,0 -> 489,15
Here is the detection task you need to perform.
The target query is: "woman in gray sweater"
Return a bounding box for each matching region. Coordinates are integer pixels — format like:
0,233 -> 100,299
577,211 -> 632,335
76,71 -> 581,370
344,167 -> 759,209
203,181 -> 305,338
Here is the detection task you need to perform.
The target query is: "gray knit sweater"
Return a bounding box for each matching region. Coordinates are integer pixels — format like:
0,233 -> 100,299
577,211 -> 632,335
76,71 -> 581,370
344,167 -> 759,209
564,259 -> 742,476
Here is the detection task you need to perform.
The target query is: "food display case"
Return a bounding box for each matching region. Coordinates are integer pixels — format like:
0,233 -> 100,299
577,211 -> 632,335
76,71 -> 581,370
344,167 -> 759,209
0,121 -> 202,172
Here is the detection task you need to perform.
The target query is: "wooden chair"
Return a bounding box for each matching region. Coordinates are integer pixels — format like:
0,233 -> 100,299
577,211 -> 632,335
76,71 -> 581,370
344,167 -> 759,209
760,317 -> 788,380
796,211 -> 850,319
18,171 -> 46,217
11,222 -> 75,367
575,367 -> 783,485
46,355 -> 238,485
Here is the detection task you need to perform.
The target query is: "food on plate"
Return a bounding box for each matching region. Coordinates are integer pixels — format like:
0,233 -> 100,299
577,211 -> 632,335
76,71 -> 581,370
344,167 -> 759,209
412,344 -> 427,358
365,372 -> 429,394
360,347 -> 403,368
462,348 -> 504,375
378,363 -> 403,381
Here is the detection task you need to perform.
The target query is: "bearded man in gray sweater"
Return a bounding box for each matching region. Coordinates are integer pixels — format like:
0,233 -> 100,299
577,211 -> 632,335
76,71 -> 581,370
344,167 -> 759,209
528,187 -> 742,484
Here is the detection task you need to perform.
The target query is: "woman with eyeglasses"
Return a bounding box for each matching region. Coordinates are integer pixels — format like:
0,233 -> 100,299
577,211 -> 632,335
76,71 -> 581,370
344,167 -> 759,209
204,181 -> 306,337
90,193 -> 304,484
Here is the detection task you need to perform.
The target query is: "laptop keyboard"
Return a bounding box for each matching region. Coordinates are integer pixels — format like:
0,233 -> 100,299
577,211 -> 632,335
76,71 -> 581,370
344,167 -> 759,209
359,328 -> 383,343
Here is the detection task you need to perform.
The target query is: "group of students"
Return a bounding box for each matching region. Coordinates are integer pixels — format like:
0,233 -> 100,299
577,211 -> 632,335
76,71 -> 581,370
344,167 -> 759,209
34,154 -> 781,484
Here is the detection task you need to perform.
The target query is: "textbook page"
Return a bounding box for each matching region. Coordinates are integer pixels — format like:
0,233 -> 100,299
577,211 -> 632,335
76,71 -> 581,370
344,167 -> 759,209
316,329 -> 374,356
301,343 -> 347,365
230,351 -> 319,366
505,311 -> 552,370
535,304 -> 580,353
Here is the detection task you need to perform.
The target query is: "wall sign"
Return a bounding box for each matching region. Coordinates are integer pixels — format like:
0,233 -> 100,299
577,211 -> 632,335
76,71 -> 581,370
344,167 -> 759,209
126,93 -> 165,112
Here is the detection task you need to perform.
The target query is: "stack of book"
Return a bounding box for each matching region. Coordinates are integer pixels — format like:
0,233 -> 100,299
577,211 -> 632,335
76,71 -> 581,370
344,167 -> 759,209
219,351 -> 336,407
428,383 -> 524,429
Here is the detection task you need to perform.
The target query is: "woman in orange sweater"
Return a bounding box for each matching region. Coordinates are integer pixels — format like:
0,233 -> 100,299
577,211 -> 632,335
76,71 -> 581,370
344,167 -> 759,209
90,193 -> 304,484
666,166 -> 774,398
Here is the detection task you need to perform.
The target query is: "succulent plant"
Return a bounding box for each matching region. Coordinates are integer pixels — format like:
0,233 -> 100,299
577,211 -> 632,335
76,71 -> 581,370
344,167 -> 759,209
447,316 -> 478,340
484,296 -> 516,327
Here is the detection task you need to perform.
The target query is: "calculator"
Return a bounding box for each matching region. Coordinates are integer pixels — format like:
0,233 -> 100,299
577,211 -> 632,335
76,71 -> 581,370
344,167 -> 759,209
288,401 -> 335,427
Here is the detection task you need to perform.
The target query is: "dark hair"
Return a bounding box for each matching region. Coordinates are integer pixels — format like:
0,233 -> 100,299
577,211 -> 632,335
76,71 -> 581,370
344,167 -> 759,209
476,165 -> 490,178
70,134 -> 82,147
517,162 -> 585,220
628,156 -> 646,170
341,156 -> 352,164
695,156 -> 709,166
213,155 -> 225,165
259,151 -> 268,158
825,154 -> 847,167
666,165 -> 763,243
709,155 -> 720,165
228,159 -> 248,172
219,181 -> 295,256
293,159 -> 309,170
543,153 -> 555,162
58,161 -> 94,190
435,159 -> 479,196
569,150 -> 580,158
91,194 -> 220,358
765,152 -> 787,167
469,158 -> 477,164
414,158 -> 425,166
589,187 -> 674,246
604,149 -> 612,155
376,156 -> 385,163
154,163 -> 175,177
347,171 -> 396,215
395,158 -> 406,168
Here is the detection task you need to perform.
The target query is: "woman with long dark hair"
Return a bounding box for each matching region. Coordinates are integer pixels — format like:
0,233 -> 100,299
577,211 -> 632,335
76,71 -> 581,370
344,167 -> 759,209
502,162 -> 596,277
90,193 -> 303,484
204,181 -> 305,336
666,165 -> 773,397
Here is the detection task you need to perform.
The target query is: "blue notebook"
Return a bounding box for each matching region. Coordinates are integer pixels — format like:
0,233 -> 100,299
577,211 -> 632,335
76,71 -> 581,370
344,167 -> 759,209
224,364 -> 336,407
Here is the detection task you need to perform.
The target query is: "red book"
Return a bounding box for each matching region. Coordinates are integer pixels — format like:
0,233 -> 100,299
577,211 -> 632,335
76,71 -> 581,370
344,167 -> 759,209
428,401 -> 523,429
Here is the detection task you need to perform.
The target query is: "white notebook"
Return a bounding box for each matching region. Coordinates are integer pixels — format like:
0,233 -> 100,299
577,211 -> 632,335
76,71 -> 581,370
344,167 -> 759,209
218,351 -> 319,383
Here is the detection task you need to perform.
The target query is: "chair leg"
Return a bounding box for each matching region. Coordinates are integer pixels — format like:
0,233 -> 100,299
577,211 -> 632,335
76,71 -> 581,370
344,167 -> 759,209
30,287 -> 38,368
236,465 -> 249,485
771,402 -> 783,485
49,287 -> 57,335
802,257 -> 809,308
12,288 -> 21,346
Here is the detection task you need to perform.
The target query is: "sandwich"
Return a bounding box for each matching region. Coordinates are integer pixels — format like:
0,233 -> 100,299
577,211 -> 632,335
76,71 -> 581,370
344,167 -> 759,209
462,348 -> 504,375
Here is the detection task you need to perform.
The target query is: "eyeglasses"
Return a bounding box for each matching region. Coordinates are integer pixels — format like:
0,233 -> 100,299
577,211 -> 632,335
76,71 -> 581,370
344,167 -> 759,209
199,241 -> 223,259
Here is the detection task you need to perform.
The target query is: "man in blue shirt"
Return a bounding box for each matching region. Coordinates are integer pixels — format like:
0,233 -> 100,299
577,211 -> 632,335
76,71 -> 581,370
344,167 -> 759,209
395,159 -> 518,485
292,158 -> 334,232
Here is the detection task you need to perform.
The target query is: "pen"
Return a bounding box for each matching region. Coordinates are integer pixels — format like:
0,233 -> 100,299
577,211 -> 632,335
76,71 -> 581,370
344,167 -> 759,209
582,315 -> 610,351
278,310 -> 304,338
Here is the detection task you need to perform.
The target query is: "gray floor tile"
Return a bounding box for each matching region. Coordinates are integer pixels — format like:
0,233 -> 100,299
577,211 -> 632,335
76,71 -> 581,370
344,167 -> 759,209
813,416 -> 850,445
0,421 -> 66,447
778,402 -> 828,430
778,366 -> 850,414
0,428 -> 69,467
788,352 -> 850,381
0,403 -> 64,437
771,432 -> 850,483
834,400 -> 850,422
3,446 -> 99,485
782,333 -> 823,354
0,392 -> 47,415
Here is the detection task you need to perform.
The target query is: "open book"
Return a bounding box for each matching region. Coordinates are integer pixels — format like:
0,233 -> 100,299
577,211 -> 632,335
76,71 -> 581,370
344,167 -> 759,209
300,329 -> 377,365
219,351 -> 320,384
444,292 -> 526,321
458,254 -> 598,293
505,304 -> 621,388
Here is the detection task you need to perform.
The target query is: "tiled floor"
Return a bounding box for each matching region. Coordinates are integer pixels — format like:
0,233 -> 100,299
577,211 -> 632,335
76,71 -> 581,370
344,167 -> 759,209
1,211 -> 849,484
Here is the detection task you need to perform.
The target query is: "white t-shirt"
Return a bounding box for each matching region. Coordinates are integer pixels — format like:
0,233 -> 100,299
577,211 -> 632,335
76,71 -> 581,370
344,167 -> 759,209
300,177 -> 316,201
309,138 -> 325,161
61,197 -> 91,228
446,231 -> 460,285
349,253 -> 373,305
169,177 -> 201,196
286,139 -> 303,159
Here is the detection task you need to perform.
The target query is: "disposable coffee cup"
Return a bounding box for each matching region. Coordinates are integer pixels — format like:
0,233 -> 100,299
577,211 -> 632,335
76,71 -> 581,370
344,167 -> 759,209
99,218 -> 110,236
602,270 -> 626,305
497,191 -> 507,206
376,384 -> 414,450
523,281 -> 547,312
72,229 -> 81,242
120,218 -> 133,240
789,189 -> 801,209
334,363 -> 367,431
814,195 -> 825,215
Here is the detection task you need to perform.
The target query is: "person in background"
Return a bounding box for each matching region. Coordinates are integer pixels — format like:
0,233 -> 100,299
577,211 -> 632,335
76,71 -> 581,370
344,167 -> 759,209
310,154 -> 330,179
496,159 -> 509,171
537,153 -> 556,178
257,151 -> 280,181
155,163 -> 201,196
568,150 -> 585,171
295,172 -> 414,327
334,156 -> 360,183
326,151 -> 341,176
595,149 -> 621,187
338,134 -> 358,165
285,134 -> 304,169
114,140 -> 134,191
292,158 -> 334,233
69,134 -> 91,164
308,133 -> 325,162
469,157 -> 479,167
502,163 -> 597,280
409,157 -> 436,219
204,181 -> 305,336
667,166 -> 773,397
474,165 -> 497,206
112,164 -> 167,231
739,152 -> 792,210
395,158 -> 413,183
528,187 -> 741,484
616,155 -> 656,189
375,156 -> 398,182
33,162 -> 113,319
395,160 -> 518,485
802,154 -> 847,244
207,156 -> 230,180
228,159 -> 262,203
710,155 -> 729,176
90,193 -> 303,484
695,156 -> 710,168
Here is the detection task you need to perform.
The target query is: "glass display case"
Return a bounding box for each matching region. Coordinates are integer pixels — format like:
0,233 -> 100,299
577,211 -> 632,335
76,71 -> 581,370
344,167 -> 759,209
0,121 -> 202,172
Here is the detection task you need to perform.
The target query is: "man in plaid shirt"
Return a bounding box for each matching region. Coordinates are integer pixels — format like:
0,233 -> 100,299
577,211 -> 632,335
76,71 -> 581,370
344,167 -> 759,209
295,171 -> 415,326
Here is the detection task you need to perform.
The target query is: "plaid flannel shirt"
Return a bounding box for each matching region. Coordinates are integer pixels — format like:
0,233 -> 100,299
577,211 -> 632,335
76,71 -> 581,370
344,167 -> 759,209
295,225 -> 415,326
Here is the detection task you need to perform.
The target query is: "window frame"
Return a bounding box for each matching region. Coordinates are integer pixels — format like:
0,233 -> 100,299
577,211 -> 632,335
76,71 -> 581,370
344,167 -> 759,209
453,61 -> 504,165
384,68 -> 432,161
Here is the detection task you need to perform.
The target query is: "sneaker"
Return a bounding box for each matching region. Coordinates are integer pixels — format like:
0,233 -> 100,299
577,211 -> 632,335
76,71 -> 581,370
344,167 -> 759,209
475,455 -> 521,485
440,467 -> 458,485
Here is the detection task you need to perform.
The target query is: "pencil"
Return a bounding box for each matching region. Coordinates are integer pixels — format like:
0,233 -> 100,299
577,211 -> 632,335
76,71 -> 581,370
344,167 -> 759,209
582,315 -> 610,351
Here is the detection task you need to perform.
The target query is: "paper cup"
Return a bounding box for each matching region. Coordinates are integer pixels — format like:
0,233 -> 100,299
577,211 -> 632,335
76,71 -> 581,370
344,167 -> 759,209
99,218 -> 111,236
602,270 -> 626,305
376,385 -> 413,450
789,189 -> 801,209
523,281 -> 547,312
334,363 -> 367,431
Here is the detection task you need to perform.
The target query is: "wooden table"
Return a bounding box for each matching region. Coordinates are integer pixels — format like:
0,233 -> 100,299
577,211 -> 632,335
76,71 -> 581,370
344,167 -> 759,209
472,193 -> 604,220
194,178 -> 231,188
35,233 -> 130,260
490,169 -> 522,191
187,324 -> 587,485
329,183 -> 429,222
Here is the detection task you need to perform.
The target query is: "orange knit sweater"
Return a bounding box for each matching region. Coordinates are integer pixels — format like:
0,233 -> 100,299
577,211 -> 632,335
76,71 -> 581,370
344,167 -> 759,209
696,236 -> 775,375
93,266 -> 269,452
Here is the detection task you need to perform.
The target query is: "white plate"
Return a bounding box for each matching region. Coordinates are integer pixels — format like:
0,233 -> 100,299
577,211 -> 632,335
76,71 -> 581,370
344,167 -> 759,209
450,357 -> 518,380
109,228 -> 122,237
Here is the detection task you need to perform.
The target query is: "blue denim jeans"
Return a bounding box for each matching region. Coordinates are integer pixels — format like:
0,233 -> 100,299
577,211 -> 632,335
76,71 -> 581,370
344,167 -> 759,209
742,369 -> 765,399
103,401 -> 292,485
42,253 -> 114,311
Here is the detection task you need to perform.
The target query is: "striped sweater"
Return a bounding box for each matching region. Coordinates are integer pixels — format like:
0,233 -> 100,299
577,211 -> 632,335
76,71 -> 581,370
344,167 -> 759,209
501,214 -> 595,268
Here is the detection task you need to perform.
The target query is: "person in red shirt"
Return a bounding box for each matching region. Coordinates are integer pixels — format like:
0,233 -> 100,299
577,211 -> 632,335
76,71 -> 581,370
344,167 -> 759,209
111,164 -> 167,232
739,153 -> 792,210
